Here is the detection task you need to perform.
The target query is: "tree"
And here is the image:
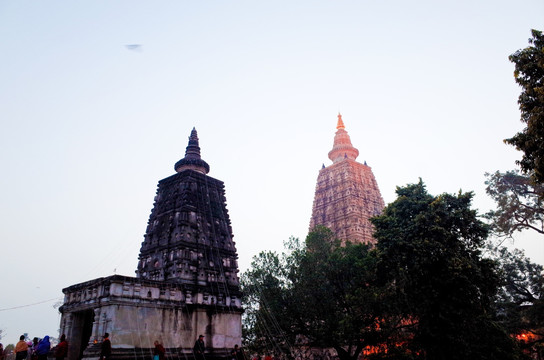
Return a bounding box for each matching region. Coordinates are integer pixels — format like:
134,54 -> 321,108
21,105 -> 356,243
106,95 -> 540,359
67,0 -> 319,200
240,238 -> 302,356
371,180 -> 522,359
505,29 -> 544,183
242,182 -> 533,359
490,245 -> 544,357
292,227 -> 385,360
485,170 -> 544,237
240,228 -> 385,360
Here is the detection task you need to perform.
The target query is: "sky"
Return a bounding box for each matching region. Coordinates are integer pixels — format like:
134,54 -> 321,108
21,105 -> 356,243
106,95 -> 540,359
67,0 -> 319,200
1,0 -> 543,347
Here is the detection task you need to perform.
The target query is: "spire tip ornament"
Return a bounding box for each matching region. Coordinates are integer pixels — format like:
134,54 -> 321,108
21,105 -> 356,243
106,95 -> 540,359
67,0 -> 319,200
336,113 -> 345,130
174,128 -> 210,174
328,114 -> 359,163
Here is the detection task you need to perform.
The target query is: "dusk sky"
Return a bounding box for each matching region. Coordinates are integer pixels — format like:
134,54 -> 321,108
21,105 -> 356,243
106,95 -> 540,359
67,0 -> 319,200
1,0 -> 543,347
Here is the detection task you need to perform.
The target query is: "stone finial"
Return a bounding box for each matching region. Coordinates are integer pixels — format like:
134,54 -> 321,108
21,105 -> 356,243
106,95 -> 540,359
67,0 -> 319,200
174,127 -> 210,174
328,114 -> 359,163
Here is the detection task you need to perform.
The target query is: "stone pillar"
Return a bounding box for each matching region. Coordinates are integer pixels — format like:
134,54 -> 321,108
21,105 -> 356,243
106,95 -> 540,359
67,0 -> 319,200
63,313 -> 73,341
90,308 -> 101,345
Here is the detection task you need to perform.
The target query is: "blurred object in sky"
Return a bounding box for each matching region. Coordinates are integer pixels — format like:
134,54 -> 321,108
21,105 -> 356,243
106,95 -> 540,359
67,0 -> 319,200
125,44 -> 142,51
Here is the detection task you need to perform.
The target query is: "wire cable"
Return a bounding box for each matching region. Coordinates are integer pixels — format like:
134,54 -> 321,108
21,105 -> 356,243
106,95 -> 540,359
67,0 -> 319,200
0,297 -> 63,312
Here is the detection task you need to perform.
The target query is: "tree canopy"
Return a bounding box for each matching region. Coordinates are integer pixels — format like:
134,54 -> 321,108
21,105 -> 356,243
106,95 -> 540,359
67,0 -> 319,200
485,170 -> 544,237
241,245 -> 297,356
372,180 -> 520,359
505,29 -> 544,183
490,245 -> 544,354
292,228 -> 384,360
241,229 -> 384,360
241,180 -> 535,360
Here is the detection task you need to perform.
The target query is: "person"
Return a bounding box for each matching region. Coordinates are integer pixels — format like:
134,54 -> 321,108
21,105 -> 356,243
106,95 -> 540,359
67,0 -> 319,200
0,343 -> 5,360
55,335 -> 68,360
15,336 -> 29,360
30,338 -> 39,360
99,333 -> 111,360
153,340 -> 165,360
231,345 -> 244,360
35,336 -> 50,360
192,335 -> 205,360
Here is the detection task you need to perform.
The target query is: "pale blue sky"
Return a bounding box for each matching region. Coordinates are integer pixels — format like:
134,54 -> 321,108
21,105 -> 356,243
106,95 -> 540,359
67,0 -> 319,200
1,0 -> 543,347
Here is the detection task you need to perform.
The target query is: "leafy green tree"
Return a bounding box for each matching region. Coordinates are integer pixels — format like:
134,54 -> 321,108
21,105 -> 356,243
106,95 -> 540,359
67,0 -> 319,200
241,228 -> 385,360
372,180 -> 522,360
292,227 -> 384,360
240,238 -> 302,356
490,245 -> 544,357
485,170 -> 544,237
505,29 -> 544,183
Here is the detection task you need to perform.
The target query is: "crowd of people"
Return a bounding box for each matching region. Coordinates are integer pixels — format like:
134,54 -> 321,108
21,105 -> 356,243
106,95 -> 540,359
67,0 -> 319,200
0,335 -> 68,360
1,334 -> 269,360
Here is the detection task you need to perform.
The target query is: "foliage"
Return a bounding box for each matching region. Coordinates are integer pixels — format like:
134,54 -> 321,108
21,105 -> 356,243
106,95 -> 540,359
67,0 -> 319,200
490,245 -> 544,355
240,237 -> 302,356
371,180 -> 522,359
292,227 -> 383,360
505,29 -> 544,183
242,180 -> 537,359
485,170 -> 544,237
240,229 -> 384,360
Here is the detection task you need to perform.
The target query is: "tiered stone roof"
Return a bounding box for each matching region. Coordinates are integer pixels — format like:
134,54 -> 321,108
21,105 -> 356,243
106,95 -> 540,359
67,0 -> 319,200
137,128 -> 239,291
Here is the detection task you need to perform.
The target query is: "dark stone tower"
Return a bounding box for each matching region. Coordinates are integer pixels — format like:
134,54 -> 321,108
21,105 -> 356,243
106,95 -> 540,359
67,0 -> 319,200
59,128 -> 242,360
136,127 -> 239,290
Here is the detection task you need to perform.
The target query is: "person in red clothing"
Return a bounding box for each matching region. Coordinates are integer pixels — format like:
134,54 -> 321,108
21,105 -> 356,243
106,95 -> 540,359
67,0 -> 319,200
153,340 -> 165,360
55,335 -> 68,360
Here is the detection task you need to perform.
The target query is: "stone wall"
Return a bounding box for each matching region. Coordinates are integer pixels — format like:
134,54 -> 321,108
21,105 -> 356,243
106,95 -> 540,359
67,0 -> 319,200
59,275 -> 242,360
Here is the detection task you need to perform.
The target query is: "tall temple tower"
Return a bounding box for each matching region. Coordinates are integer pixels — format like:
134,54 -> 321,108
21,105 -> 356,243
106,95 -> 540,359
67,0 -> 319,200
309,114 -> 385,245
59,128 -> 242,360
136,127 -> 239,288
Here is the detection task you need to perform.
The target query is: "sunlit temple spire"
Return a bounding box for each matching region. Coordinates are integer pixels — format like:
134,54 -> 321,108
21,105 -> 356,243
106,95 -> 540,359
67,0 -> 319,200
310,113 -> 384,245
175,127 -> 210,174
328,113 -> 359,163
